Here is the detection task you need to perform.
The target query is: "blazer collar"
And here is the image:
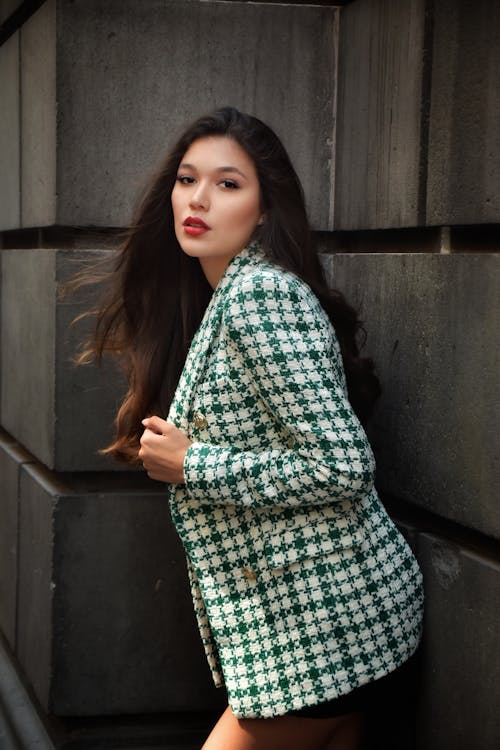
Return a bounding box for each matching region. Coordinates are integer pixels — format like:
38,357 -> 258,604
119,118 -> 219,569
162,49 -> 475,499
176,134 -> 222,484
212,240 -> 266,300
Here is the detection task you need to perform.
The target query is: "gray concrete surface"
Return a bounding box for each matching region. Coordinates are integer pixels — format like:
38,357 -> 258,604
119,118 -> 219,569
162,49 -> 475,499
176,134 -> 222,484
323,252 -> 500,540
16,464 -> 54,711
20,0 -> 57,227
0,32 -> 20,230
334,0 -> 425,229
0,634 -> 56,750
427,0 -> 500,225
0,0 -> 22,26
1,248 -> 126,471
6,0 -> 338,231
416,533 -> 500,749
16,462 -> 225,715
0,434 -> 34,650
48,712 -> 218,750
1,249 -> 56,468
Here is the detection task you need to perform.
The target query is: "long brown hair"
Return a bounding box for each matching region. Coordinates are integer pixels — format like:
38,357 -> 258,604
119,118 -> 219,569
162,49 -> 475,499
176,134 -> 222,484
78,107 -> 380,463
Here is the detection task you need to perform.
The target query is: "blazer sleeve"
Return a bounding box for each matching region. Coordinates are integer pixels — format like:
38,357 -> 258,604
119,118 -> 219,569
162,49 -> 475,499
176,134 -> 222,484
182,268 -> 375,508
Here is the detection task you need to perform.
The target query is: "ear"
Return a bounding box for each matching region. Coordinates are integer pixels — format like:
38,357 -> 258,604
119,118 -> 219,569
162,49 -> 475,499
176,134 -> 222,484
257,213 -> 266,226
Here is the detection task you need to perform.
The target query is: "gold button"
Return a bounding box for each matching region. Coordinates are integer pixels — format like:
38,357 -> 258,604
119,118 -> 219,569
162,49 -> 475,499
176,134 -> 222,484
242,566 -> 257,581
193,412 -> 207,429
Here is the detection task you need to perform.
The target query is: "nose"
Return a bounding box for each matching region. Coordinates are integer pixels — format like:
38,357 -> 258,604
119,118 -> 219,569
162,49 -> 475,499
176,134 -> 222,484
189,183 -> 209,210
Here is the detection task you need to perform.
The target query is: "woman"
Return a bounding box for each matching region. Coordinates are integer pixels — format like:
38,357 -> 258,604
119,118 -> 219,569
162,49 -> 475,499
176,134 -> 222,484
83,107 -> 423,749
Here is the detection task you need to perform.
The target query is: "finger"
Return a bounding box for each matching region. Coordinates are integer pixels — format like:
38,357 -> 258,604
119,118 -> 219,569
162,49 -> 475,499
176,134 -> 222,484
142,415 -> 168,435
138,446 -> 153,465
140,426 -> 164,443
139,429 -> 153,447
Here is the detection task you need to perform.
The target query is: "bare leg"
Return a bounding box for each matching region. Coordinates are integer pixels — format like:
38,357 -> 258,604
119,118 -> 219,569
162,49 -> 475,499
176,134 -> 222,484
201,706 -> 364,750
323,712 -> 364,750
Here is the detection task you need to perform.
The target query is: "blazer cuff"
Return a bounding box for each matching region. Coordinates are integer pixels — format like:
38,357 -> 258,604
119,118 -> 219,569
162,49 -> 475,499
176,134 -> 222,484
183,441 -> 235,501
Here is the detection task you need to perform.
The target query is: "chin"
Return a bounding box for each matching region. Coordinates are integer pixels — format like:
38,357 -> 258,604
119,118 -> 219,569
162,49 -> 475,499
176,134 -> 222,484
175,234 -> 202,258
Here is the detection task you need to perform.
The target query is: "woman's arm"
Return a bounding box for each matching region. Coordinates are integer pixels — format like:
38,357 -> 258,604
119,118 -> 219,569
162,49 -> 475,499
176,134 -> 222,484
183,269 -> 375,508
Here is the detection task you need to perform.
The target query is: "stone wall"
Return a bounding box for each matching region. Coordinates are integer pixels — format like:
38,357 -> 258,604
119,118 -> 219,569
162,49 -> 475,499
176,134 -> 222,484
0,1 -> 498,748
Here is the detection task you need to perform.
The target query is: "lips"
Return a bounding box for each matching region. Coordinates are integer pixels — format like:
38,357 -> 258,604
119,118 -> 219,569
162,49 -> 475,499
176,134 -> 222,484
183,216 -> 210,236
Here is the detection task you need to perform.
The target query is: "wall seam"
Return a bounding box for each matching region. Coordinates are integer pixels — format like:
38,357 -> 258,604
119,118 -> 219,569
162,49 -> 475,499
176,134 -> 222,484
17,25 -> 22,229
0,0 -> 45,46
416,0 -> 435,227
328,6 -> 340,230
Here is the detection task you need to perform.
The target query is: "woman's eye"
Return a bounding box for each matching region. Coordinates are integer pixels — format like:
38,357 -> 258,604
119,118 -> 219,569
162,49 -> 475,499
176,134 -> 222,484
176,175 -> 195,184
220,179 -> 239,189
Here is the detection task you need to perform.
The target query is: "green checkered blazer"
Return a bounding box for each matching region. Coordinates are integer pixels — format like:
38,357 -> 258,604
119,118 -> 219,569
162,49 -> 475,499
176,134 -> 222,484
167,242 -> 423,718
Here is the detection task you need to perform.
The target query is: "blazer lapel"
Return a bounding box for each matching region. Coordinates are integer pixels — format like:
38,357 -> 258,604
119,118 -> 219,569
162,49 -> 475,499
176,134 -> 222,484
168,241 -> 265,432
168,290 -> 223,432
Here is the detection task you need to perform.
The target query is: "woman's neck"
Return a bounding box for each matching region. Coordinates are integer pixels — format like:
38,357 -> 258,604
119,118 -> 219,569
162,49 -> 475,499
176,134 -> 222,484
199,255 -> 232,290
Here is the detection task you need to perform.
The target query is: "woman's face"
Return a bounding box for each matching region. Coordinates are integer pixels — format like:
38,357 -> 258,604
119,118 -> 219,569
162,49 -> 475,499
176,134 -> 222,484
171,136 -> 263,274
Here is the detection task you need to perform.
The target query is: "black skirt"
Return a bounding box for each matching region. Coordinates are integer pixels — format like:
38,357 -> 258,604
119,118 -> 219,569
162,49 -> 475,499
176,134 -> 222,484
288,654 -> 418,719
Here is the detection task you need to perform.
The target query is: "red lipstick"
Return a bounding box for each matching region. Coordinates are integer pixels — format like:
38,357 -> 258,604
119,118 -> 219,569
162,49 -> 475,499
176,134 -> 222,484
183,216 -> 210,236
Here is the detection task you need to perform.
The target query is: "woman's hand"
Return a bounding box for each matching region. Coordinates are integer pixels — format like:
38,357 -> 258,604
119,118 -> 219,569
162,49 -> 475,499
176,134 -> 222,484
139,416 -> 192,484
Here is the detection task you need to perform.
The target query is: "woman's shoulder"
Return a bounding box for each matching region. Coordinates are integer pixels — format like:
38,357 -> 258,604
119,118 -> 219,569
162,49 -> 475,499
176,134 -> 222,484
227,258 -> 317,309
225,257 -> 332,334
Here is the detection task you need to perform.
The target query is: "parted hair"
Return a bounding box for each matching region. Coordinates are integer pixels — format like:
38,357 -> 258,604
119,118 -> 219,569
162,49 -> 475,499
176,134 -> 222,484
77,107 -> 380,463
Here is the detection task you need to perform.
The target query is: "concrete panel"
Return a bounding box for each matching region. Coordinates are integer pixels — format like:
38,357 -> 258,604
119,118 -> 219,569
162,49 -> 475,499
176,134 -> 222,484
1,248 -> 126,471
0,433 -> 34,648
1,249 -> 56,466
16,0 -> 336,231
16,465 -> 55,710
16,464 -> 224,715
416,533 -> 500,749
322,253 -> 500,539
335,0 -> 425,230
427,0 -> 500,225
0,635 -> 56,750
0,1 -> 23,25
0,32 -> 20,230
20,0 -> 56,227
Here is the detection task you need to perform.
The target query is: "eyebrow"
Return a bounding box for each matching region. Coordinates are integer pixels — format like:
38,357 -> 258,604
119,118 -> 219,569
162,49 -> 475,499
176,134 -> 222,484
178,163 -> 248,179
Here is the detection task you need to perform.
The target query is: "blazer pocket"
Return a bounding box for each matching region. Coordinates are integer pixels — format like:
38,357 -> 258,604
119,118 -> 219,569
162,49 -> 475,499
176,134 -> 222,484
263,502 -> 363,569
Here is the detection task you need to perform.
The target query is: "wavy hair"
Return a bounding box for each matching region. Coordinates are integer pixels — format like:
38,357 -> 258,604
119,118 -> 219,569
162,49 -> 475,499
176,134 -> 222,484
77,107 -> 380,463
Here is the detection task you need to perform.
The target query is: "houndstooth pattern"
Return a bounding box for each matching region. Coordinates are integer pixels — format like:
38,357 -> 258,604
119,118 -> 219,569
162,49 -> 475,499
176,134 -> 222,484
167,242 -> 423,718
